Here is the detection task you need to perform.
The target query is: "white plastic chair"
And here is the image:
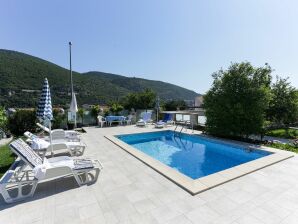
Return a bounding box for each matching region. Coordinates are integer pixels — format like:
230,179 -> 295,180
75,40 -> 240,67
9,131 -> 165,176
125,115 -> 133,125
97,115 -> 107,128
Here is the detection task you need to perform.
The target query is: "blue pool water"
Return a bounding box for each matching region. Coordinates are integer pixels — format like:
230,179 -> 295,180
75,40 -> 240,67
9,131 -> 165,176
116,131 -> 271,179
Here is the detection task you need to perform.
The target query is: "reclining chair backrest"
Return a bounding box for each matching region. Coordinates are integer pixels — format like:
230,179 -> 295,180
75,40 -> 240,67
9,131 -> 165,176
51,130 -> 66,140
36,123 -> 50,133
143,112 -> 152,122
37,123 -> 67,140
10,139 -> 43,168
163,113 -> 172,122
24,131 -> 38,140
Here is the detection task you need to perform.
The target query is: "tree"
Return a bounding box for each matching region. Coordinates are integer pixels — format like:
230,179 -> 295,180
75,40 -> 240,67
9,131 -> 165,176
164,100 -> 187,111
122,93 -> 139,110
7,110 -> 36,136
109,102 -> 124,115
123,89 -> 156,111
139,89 -> 156,111
267,77 -> 298,127
204,62 -> 272,139
52,108 -> 67,129
90,105 -> 100,123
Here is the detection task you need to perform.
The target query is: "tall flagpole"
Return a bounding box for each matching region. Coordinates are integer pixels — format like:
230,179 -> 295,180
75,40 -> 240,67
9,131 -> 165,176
69,41 -> 76,128
69,42 -> 73,94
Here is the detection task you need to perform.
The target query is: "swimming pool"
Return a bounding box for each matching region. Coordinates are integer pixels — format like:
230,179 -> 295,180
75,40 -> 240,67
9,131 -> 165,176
116,131 -> 271,179
106,130 -> 292,194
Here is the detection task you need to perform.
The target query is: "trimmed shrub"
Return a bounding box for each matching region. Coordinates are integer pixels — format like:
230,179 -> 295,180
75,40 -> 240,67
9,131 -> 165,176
7,110 -> 36,136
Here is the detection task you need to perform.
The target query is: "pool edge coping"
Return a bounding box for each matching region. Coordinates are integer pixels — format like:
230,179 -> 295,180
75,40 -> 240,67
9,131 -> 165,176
105,132 -> 294,195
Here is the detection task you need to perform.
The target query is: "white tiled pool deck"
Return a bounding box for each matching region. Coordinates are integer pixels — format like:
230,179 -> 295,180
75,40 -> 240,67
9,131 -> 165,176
1,125 -> 298,224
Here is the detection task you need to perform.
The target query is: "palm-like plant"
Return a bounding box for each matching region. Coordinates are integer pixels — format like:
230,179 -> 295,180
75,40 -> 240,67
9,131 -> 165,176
90,105 -> 100,124
78,108 -> 85,125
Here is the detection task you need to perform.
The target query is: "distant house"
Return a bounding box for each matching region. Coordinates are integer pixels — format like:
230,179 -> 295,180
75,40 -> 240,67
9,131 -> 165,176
21,89 -> 40,93
82,104 -> 94,109
194,96 -> 204,108
184,100 -> 195,107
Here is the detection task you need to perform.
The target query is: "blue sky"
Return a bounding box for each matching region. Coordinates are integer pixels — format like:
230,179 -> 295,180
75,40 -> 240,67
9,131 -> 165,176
1,0 -> 297,93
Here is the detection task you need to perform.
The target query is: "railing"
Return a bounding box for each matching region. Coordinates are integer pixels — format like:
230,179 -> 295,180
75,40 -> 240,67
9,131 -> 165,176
173,120 -> 195,136
174,121 -> 187,136
179,125 -> 184,134
172,125 -> 194,151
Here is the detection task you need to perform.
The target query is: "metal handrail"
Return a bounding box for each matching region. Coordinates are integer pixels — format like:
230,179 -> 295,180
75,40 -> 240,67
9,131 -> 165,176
179,125 -> 184,134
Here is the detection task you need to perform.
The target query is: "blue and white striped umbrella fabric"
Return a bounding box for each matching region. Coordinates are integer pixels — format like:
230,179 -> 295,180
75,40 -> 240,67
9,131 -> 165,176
36,78 -> 53,121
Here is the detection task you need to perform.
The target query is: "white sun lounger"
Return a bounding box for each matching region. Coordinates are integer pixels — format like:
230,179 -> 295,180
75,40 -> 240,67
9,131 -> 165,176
155,121 -> 165,128
36,123 -> 80,141
25,129 -> 80,143
136,112 -> 152,127
24,131 -> 86,157
0,139 -> 102,203
136,119 -> 147,127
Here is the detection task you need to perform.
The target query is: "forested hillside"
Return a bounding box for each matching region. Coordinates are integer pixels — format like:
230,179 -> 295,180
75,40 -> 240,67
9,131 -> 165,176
0,49 -> 199,107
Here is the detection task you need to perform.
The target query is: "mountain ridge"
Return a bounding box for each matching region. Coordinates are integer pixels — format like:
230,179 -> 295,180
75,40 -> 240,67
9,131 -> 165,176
0,49 -> 200,107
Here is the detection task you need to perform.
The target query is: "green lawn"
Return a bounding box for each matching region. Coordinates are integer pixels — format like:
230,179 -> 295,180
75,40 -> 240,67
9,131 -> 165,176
264,142 -> 298,153
266,128 -> 298,139
0,142 -> 15,178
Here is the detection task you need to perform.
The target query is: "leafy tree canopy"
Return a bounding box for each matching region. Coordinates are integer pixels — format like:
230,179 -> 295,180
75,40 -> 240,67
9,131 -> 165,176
108,102 -> 124,115
52,109 -> 67,129
90,105 -> 100,119
123,89 -> 156,110
7,110 -> 36,136
78,108 -> 85,124
267,77 -> 298,126
204,62 -> 272,138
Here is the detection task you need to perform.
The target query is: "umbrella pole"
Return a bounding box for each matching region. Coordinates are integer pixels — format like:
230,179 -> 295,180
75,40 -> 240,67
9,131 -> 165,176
74,112 -> 77,129
49,120 -> 54,156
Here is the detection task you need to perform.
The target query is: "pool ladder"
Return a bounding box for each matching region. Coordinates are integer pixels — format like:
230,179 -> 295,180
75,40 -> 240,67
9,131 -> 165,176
174,123 -> 185,136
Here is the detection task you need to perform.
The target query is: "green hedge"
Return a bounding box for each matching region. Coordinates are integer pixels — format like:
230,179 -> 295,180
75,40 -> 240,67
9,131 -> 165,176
7,110 -> 36,136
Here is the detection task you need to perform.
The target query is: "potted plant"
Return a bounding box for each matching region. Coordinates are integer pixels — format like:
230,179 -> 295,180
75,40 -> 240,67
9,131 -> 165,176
5,131 -> 11,138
